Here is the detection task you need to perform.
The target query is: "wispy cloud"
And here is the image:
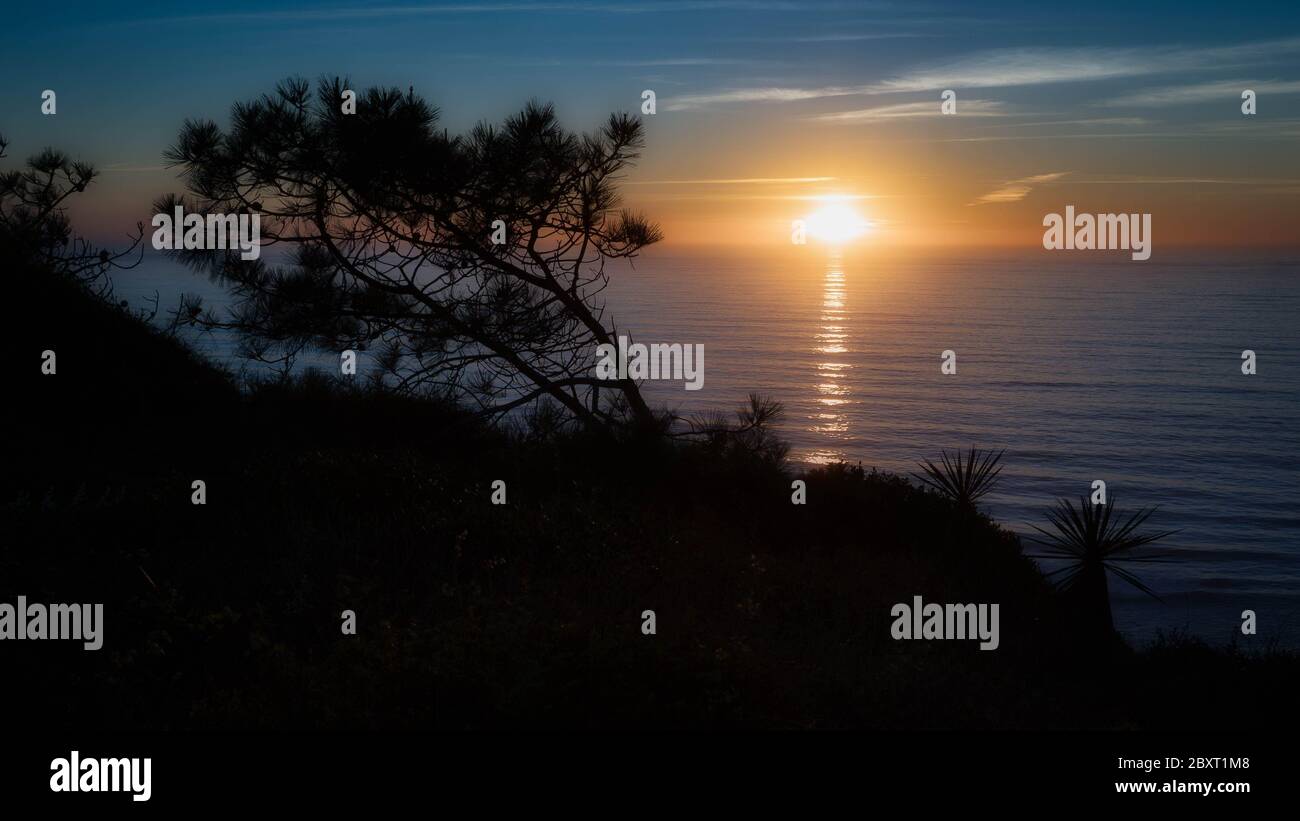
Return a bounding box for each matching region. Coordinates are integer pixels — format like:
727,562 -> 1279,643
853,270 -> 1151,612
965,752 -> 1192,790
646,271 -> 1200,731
633,193 -> 880,202
517,57 -> 764,68
873,48 -> 1153,92
809,99 -> 1007,123
1063,176 -> 1300,185
790,32 -> 933,42
938,133 -> 1186,143
871,37 -> 1300,93
1105,79 -> 1300,107
1194,117 -> 1300,137
933,116 -> 1300,142
986,117 -> 1152,128
970,172 -> 1068,205
664,86 -> 867,111
966,172 -> 1300,207
625,176 -> 838,185
665,36 -> 1300,112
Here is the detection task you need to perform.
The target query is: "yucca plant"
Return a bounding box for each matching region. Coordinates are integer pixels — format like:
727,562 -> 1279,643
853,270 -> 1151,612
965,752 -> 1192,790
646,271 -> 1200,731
912,447 -> 1005,511
1027,496 -> 1178,639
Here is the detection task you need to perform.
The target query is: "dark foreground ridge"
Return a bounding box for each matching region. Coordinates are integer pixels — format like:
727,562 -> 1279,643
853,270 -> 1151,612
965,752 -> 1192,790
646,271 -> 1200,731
5,259 -> 1298,732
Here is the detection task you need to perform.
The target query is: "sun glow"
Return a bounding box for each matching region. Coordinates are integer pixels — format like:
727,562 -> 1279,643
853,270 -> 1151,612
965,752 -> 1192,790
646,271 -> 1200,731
804,198 -> 870,244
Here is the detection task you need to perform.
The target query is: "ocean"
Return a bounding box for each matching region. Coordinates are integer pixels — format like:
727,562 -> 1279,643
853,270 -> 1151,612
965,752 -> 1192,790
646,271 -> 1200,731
110,246 -> 1300,647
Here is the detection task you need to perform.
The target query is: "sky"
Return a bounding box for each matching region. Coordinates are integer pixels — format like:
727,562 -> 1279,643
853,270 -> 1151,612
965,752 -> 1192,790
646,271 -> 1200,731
3,0 -> 1299,250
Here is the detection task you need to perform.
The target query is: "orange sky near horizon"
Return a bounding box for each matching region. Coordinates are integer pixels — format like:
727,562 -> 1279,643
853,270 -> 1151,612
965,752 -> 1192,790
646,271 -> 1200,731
68,152 -> 1300,256
42,51 -> 1300,256
619,120 -> 1300,250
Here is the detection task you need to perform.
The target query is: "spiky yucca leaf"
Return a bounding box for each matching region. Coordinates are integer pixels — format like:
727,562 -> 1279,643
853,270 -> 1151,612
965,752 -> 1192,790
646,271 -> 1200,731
1026,495 -> 1178,600
912,447 -> 1005,509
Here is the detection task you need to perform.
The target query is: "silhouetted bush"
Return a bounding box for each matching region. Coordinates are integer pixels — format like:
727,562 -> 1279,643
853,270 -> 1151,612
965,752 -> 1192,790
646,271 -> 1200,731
4,236 -> 1296,732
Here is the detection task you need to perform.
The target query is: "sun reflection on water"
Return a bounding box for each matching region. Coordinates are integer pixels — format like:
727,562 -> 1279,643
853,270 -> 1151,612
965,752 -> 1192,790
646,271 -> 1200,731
806,252 -> 854,459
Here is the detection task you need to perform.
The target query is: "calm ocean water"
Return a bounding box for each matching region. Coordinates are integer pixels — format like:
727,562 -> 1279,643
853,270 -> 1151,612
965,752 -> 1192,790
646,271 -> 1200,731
112,247 -> 1300,647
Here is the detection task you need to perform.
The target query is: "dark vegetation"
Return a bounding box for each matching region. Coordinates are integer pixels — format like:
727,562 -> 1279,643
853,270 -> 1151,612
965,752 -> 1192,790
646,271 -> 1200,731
5,258 -> 1298,731
4,122 -> 1297,732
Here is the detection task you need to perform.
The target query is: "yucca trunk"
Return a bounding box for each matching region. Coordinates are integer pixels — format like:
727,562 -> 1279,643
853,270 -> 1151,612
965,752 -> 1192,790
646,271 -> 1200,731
1064,562 -> 1116,647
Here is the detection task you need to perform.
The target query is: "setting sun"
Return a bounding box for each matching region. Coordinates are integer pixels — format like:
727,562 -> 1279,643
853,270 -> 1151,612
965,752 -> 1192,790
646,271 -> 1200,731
804,200 -> 870,244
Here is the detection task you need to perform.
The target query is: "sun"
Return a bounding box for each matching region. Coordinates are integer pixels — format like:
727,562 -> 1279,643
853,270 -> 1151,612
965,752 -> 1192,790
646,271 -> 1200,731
804,199 -> 870,244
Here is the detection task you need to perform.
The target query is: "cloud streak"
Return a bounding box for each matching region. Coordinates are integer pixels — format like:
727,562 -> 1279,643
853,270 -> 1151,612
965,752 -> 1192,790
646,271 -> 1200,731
1105,79 -> 1300,107
625,176 -> 838,185
809,99 -> 1007,123
970,172 -> 1069,205
665,36 -> 1300,112
664,86 -> 867,111
871,37 -> 1300,93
